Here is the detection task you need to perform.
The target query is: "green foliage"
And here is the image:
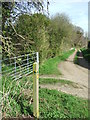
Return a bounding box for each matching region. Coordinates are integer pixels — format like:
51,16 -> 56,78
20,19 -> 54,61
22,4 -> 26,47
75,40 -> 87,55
2,2 -> 14,27
14,13 -> 84,62
39,78 -> 75,86
1,75 -> 88,119
39,88 -> 88,119
2,2 -> 49,61
3,9 -> 85,63
2,76 -> 33,117
40,49 -> 75,75
81,48 -> 90,62
14,13 -> 50,62
2,1 -> 85,64
48,13 -> 74,57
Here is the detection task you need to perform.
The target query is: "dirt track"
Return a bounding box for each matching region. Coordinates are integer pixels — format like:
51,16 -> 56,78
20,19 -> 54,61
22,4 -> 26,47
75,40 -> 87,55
58,49 -> 88,88
40,50 -> 89,99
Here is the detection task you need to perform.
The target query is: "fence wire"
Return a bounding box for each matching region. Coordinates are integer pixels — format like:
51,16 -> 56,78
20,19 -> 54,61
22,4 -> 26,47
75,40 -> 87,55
0,52 -> 38,118
1,52 -> 37,80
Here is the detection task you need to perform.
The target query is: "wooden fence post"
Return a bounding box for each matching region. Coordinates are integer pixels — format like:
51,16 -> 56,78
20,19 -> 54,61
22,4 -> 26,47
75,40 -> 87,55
14,57 -> 16,80
33,62 -> 39,118
0,60 -> 2,120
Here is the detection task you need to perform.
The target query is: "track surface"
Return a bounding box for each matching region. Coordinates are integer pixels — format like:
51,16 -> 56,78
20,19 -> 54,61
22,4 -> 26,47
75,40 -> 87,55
40,50 -> 89,99
58,50 -> 88,88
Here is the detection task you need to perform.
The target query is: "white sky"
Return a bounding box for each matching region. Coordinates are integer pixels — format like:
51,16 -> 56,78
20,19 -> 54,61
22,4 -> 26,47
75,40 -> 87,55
49,0 -> 89,3
49,0 -> 89,33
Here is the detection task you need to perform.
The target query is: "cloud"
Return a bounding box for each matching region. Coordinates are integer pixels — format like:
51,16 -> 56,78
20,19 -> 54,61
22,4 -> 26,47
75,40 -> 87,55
50,0 -> 89,4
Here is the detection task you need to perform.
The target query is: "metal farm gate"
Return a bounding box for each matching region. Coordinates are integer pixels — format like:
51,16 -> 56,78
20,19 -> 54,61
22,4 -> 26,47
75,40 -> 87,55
0,52 -> 39,119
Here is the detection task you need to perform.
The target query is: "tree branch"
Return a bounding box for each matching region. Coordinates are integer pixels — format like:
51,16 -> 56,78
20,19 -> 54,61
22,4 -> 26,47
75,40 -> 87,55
8,21 -> 34,44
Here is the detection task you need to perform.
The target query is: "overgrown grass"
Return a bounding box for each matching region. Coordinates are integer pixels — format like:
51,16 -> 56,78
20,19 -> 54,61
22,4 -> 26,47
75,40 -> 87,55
1,75 -> 89,119
40,49 -> 75,75
39,88 -> 88,119
40,78 -> 74,85
39,78 -> 79,88
1,75 -> 33,118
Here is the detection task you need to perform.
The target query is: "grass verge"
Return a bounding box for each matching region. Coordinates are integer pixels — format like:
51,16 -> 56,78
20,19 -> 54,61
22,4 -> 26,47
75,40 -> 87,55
39,78 -> 73,84
40,49 -> 75,75
1,75 -> 33,118
39,88 -> 88,119
1,75 -> 88,119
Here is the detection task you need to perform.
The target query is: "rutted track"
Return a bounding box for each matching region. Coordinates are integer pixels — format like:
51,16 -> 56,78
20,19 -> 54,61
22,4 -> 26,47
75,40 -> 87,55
58,50 -> 88,88
40,50 -> 89,99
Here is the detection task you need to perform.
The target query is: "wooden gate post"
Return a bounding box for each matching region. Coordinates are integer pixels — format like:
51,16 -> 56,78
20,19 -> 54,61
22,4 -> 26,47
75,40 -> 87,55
33,62 -> 39,118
